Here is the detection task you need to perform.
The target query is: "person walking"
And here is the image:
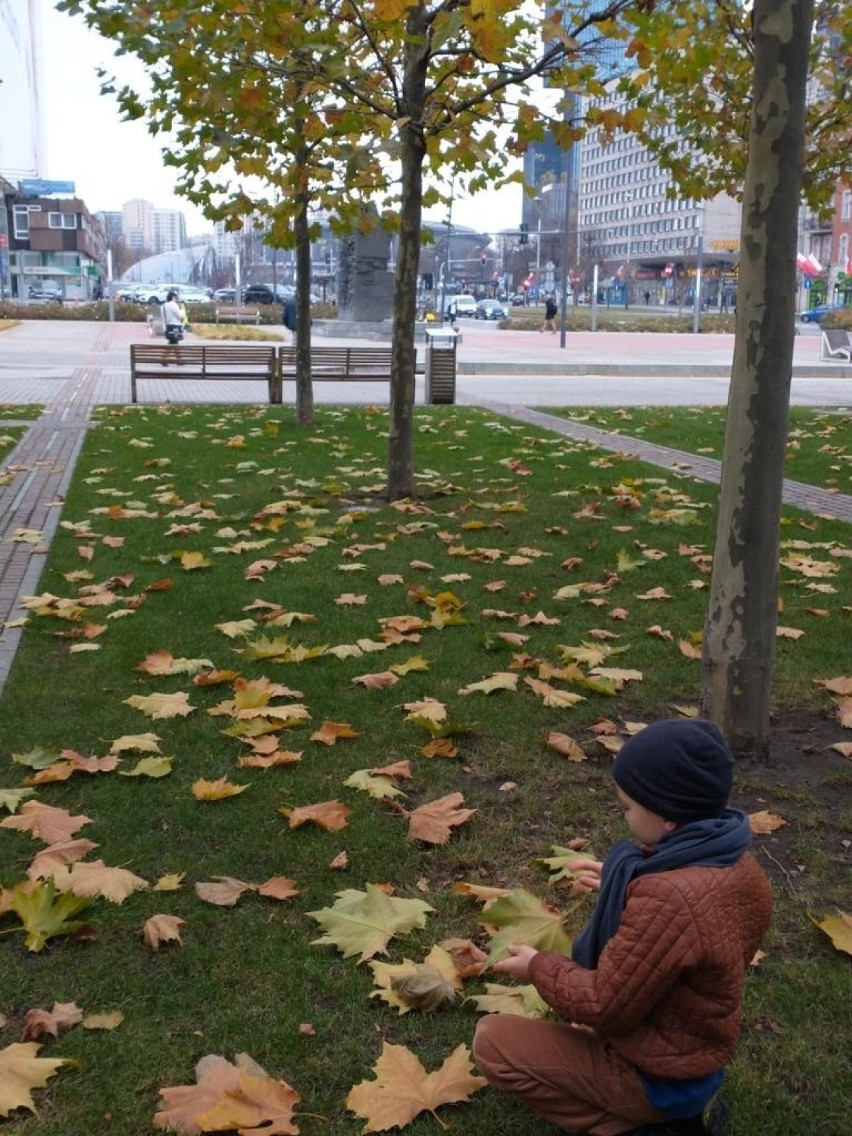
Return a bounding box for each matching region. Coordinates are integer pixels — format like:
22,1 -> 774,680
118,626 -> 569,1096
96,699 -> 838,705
540,294 -> 558,333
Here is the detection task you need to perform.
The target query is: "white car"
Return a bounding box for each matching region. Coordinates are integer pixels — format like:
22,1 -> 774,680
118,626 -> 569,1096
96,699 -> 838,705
445,294 -> 478,318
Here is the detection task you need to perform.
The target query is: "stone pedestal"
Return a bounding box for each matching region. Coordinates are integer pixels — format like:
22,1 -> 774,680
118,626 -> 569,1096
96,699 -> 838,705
337,226 -> 394,323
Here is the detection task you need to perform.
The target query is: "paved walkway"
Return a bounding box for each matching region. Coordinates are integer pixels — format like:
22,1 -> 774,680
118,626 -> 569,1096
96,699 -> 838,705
1,318 -> 850,691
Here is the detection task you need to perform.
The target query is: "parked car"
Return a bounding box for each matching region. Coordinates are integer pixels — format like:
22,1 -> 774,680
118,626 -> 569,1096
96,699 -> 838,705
139,285 -> 173,305
28,285 -> 63,303
244,283 -> 278,304
213,288 -> 237,303
509,292 -> 528,306
444,294 -> 478,318
799,304 -> 845,324
177,286 -> 213,305
475,299 -> 507,321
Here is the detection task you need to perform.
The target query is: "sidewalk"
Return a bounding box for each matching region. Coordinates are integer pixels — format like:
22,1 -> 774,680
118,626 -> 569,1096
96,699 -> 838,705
1,318 -> 850,691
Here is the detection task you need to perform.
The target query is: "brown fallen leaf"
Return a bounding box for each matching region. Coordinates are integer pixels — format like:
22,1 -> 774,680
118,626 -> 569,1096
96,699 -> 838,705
0,802 -> 91,844
21,1002 -> 83,1041
352,671 -> 399,690
143,914 -> 186,951
195,877 -> 256,907
54,860 -> 149,903
546,732 -> 587,762
408,794 -> 476,845
329,851 -> 349,870
421,737 -> 459,759
279,800 -> 353,832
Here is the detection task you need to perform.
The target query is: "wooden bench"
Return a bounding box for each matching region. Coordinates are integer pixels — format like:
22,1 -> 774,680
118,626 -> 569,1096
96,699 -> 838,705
820,328 -> 851,362
215,305 -> 262,325
130,343 -> 280,403
278,346 -> 393,382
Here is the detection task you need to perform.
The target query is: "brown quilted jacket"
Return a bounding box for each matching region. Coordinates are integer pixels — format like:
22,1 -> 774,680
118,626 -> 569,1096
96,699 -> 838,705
528,853 -> 772,1079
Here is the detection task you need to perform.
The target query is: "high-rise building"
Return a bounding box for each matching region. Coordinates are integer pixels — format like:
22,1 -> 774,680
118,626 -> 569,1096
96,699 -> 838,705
123,198 -> 156,252
153,208 -> 186,253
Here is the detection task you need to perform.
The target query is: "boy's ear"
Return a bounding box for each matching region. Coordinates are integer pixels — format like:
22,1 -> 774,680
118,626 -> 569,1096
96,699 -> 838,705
662,819 -> 678,833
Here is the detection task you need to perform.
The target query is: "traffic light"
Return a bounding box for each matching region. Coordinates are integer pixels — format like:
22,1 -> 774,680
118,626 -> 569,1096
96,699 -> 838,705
519,222 -> 529,246
480,255 -> 486,265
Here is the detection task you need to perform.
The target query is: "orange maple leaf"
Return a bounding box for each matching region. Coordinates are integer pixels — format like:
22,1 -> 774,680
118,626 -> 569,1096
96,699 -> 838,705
279,800 -> 353,832
310,721 -> 360,745
408,794 -> 476,845
546,732 -> 587,762
257,877 -> 301,901
421,738 -> 458,759
346,1042 -> 485,1132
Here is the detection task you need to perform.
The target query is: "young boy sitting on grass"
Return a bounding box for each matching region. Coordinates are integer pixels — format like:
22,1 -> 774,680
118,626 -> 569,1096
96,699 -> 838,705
473,718 -> 772,1136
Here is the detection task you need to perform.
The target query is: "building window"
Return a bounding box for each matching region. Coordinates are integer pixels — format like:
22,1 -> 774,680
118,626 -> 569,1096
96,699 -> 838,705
13,206 -> 38,239
842,190 -> 851,221
48,213 -> 78,230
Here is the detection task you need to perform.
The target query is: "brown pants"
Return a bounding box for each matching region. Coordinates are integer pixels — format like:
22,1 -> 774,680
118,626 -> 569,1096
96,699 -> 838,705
473,1015 -> 669,1135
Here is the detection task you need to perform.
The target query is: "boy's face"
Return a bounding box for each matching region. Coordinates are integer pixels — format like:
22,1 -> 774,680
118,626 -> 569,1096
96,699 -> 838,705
616,787 -> 677,849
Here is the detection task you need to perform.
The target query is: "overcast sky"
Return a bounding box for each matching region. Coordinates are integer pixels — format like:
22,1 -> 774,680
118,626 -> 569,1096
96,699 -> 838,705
39,2 -> 522,237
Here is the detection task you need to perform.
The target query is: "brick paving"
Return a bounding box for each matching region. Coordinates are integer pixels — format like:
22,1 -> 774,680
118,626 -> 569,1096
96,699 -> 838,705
0,318 -> 850,693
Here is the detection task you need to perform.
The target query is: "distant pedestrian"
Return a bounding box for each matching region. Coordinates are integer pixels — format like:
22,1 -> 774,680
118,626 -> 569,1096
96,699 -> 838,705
540,295 -> 558,333
282,297 -> 297,342
645,290 -> 651,306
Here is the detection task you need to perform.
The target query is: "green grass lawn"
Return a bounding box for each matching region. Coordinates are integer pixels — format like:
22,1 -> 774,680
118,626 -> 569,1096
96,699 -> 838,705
540,406 -> 852,495
0,405 -> 849,1136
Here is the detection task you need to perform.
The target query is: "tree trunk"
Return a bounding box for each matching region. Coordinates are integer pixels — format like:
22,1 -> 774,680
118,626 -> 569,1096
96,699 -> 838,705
294,149 -> 315,426
700,0 -> 815,759
386,5 -> 429,501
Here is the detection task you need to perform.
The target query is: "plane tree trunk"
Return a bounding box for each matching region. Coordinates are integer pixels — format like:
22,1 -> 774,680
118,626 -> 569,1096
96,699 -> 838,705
700,0 -> 815,759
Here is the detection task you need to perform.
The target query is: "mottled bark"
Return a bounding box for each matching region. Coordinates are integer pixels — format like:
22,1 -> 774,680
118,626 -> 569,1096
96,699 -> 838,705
386,5 -> 429,501
700,0 -> 814,759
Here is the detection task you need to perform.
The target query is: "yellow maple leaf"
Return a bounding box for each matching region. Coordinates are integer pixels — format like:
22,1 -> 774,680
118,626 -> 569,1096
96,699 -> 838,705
179,550 -> 213,570
0,1042 -> 73,1117
748,810 -> 787,835
123,692 -> 195,720
457,672 -> 518,696
192,777 -> 249,802
346,1042 -> 486,1132
808,909 -> 852,956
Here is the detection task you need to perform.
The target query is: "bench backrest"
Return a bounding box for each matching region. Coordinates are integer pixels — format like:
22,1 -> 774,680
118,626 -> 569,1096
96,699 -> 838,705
824,329 -> 851,347
131,344 -> 206,364
279,346 -> 392,365
202,345 -> 276,364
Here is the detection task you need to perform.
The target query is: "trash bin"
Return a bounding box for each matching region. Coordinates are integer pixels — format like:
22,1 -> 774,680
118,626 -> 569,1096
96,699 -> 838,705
424,327 -> 458,404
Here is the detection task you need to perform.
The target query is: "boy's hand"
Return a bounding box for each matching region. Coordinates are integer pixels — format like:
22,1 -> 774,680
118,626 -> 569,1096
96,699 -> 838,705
490,944 -> 538,981
568,857 -> 604,892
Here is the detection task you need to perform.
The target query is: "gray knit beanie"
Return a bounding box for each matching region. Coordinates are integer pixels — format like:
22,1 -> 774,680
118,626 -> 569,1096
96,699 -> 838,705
611,718 -> 734,822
